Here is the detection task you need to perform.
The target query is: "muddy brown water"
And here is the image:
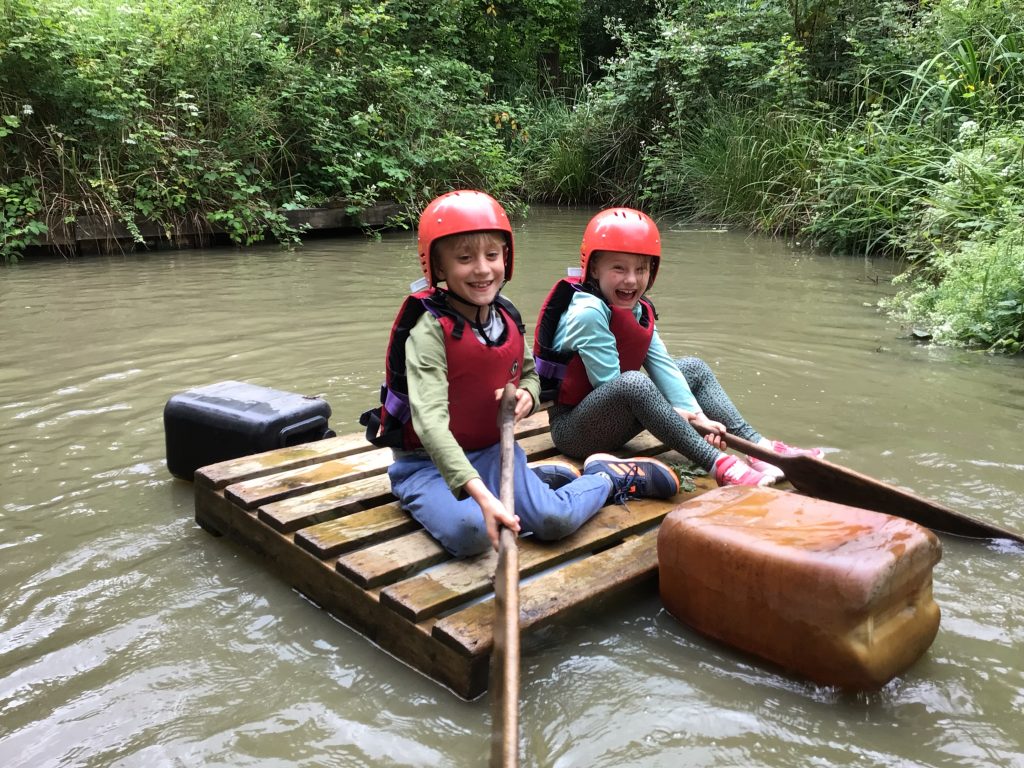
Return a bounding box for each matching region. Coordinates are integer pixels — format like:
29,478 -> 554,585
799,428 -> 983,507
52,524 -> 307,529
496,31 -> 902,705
2,207 -> 1022,767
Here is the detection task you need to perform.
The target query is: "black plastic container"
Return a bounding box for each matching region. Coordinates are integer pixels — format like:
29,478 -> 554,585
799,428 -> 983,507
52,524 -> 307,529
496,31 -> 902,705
164,380 -> 334,480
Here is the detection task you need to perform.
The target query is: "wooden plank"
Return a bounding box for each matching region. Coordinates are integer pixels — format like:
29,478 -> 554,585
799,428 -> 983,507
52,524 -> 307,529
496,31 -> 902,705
195,432 -> 374,489
225,428 -> 561,512
336,530 -> 451,589
433,530 -> 661,657
197,408 -> 554,492
257,474 -> 394,533
225,451 -> 390,510
378,488 -> 714,622
194,486 -> 488,698
295,501 -> 418,558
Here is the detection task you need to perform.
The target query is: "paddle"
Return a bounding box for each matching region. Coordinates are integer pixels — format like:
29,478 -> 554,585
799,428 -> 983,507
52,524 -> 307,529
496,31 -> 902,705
699,427 -> 1024,545
490,382 -> 520,767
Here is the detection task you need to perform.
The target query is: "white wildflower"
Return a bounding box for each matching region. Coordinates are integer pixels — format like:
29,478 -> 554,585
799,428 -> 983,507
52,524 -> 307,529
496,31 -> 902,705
21,104 -> 33,116
957,120 -> 979,143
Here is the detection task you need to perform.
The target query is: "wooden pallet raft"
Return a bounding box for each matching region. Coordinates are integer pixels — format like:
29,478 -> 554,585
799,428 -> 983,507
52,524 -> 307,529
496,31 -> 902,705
194,410 -> 715,699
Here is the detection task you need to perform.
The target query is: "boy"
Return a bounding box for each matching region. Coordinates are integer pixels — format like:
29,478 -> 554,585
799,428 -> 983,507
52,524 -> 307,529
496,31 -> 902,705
361,191 -> 680,558
533,207 -> 823,487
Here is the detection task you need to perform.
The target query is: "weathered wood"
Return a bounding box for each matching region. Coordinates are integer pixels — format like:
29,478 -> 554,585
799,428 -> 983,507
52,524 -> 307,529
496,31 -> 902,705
336,530 -> 451,589
258,474 -> 394,533
193,411 -> 705,700
379,492 -> 711,622
224,422 -> 560,512
196,432 -> 375,490
197,408 -> 551,495
295,502 -> 418,558
492,383 -> 520,768
433,530 -> 662,657
226,452 -> 390,510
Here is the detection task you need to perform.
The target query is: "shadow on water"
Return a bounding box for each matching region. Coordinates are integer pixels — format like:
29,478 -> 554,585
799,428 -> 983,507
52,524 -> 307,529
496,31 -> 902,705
1,206 -> 1022,767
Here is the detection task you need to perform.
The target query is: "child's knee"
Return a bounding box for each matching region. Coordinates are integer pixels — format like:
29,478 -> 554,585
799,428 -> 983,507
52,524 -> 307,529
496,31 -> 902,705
527,507 -> 576,541
444,517 -> 491,558
619,369 -> 657,395
678,356 -> 711,379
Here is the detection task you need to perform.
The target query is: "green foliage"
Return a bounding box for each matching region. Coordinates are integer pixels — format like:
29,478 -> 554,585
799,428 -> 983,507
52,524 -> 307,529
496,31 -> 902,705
0,0 -> 545,261
642,99 -> 828,235
0,177 -> 47,263
887,225 -> 1024,353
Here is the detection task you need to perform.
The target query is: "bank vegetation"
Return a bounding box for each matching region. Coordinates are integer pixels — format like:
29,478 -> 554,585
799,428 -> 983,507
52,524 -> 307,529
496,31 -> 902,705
2,0 -> 1022,352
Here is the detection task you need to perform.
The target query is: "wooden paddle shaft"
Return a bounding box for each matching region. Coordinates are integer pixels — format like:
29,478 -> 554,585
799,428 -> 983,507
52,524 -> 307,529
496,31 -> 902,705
491,383 -> 520,767
701,427 -> 1024,545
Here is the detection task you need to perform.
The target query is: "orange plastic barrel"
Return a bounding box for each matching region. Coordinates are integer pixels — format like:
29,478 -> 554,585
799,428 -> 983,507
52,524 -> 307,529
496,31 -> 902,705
657,485 -> 942,689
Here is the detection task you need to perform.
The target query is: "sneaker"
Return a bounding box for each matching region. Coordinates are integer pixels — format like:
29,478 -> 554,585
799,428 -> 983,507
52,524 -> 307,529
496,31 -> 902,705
749,441 -> 823,481
748,457 -> 786,483
712,455 -> 773,487
769,440 -> 823,459
582,453 -> 681,502
531,460 -> 582,490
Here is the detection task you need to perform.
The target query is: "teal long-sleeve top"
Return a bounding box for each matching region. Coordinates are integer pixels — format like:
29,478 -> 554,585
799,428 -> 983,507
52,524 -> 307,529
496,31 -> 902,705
551,291 -> 700,413
399,308 -> 541,495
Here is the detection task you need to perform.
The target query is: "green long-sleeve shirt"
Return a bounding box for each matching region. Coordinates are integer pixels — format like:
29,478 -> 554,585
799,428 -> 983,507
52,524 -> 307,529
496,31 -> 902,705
397,309 -> 541,495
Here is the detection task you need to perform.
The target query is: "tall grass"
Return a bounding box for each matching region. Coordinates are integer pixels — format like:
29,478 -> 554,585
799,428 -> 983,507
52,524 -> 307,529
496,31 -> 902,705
642,100 -> 830,236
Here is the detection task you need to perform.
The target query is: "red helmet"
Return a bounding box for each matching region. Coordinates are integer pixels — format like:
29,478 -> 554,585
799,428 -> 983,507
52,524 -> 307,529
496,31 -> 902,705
580,208 -> 662,290
417,190 -> 513,288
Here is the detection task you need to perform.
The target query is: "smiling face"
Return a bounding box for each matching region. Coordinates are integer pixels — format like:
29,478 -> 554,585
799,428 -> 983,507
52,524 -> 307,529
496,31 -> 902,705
588,250 -> 652,310
433,231 -> 508,320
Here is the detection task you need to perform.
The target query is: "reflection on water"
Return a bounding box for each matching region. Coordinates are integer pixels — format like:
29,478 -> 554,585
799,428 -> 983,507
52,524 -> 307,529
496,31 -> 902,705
1,207 -> 1022,767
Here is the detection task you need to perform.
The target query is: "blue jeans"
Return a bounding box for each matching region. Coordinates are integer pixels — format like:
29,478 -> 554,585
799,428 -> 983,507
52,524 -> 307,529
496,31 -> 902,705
388,443 -> 610,558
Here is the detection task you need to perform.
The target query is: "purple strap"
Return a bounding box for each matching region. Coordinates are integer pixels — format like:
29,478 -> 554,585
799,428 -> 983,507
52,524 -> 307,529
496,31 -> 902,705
384,388 -> 410,423
534,357 -> 566,381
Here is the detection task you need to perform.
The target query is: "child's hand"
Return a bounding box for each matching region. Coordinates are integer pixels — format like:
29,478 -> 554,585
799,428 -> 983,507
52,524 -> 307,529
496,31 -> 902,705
688,412 -> 727,448
464,478 -> 521,551
482,494 -> 520,551
494,387 -> 534,423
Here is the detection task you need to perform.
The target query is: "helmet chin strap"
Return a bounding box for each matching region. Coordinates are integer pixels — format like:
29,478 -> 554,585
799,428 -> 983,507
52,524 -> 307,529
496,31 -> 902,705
441,281 -> 509,346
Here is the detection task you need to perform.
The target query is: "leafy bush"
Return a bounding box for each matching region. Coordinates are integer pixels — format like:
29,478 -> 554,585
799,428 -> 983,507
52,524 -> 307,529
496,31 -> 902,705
0,0 -> 543,261
888,225 -> 1024,353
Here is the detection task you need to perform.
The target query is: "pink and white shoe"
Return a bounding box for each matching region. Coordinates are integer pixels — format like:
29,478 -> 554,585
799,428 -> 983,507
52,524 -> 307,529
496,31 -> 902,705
712,455 -> 773,487
749,441 -> 824,482
769,440 -> 824,459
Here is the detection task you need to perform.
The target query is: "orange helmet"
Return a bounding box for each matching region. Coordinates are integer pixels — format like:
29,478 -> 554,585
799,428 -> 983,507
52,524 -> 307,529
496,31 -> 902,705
417,190 -> 513,288
580,208 -> 662,290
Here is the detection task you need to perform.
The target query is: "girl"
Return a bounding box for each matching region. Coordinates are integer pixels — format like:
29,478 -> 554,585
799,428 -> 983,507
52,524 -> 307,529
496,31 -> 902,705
533,207 -> 822,486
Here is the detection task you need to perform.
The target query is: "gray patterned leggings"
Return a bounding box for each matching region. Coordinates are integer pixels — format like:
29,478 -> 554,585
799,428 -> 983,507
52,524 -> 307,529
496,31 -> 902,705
548,357 -> 762,471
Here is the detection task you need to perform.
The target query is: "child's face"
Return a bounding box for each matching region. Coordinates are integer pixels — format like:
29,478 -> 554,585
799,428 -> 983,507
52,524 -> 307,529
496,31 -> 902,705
589,251 -> 651,310
433,232 -> 507,312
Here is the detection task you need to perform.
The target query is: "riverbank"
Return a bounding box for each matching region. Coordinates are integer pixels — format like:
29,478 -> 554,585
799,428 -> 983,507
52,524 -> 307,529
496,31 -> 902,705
25,202 -> 402,258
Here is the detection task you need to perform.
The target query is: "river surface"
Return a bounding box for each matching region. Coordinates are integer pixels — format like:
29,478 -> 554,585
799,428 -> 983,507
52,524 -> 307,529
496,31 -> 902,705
1,207 -> 1022,767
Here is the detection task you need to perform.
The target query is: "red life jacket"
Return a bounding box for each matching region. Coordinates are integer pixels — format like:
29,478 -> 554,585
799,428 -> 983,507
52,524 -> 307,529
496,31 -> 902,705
533,277 -> 656,407
360,289 -> 525,451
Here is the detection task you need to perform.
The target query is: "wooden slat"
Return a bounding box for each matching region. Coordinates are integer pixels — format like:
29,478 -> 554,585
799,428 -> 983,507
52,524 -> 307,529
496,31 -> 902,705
379,490 -> 713,622
225,427 -> 563,512
198,408 -> 553,491
295,502 -> 418,558
336,530 -> 451,588
195,432 -> 374,489
224,450 -> 391,510
257,474 -> 394,533
433,529 -> 661,657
